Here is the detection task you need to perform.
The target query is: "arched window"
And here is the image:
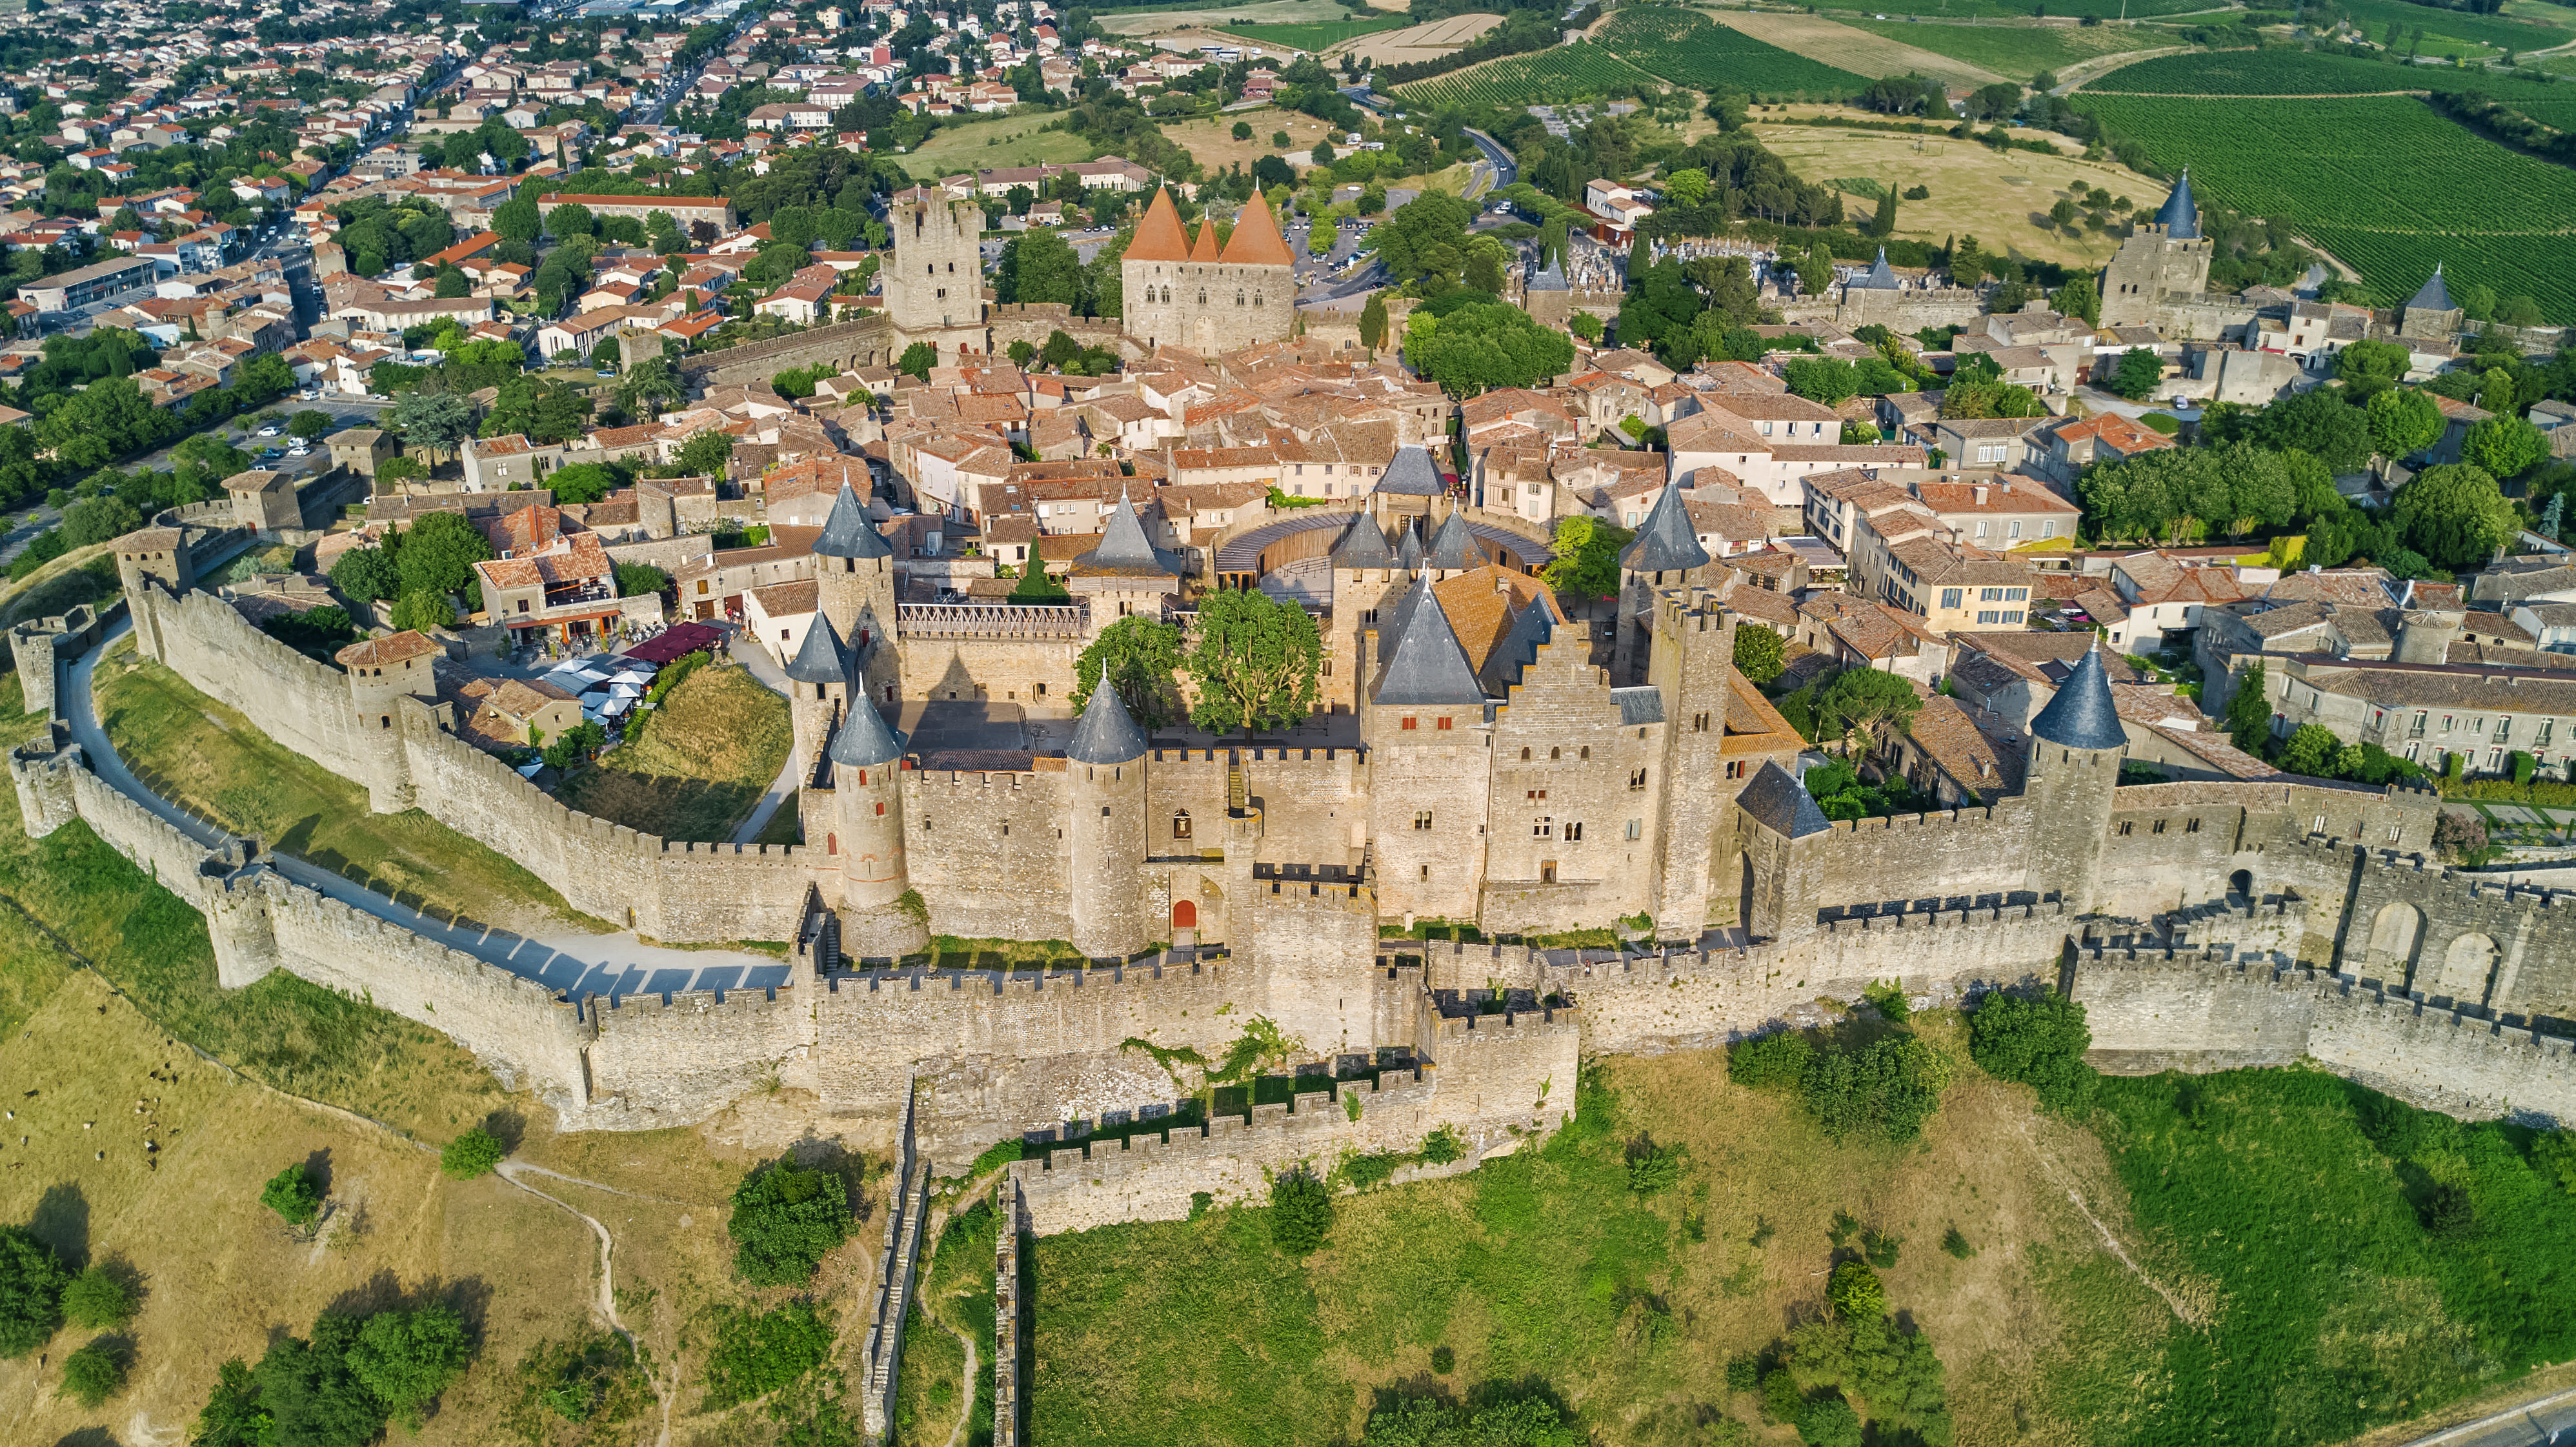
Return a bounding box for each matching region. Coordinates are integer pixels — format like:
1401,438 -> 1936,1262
1254,292 -> 1263,307
1197,288 -> 1207,304
1580,746 -> 1591,760
1234,290 -> 1245,306
827,833 -> 838,853
925,263 -> 934,275
1172,810 -> 1192,840
1520,747 -> 1532,760
1549,747 -> 1561,760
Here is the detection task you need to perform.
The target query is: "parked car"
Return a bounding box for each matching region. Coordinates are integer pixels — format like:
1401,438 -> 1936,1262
257,425 -> 282,437
258,447 -> 284,461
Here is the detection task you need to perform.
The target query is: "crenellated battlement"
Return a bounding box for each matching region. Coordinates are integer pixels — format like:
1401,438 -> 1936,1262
1825,804 -> 2006,835
1821,898 -> 2068,935
1428,1005 -> 1580,1046
822,956 -> 1242,1006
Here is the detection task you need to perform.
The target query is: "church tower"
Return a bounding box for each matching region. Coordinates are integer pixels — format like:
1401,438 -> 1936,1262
2398,263 -> 2464,343
2020,642 -> 2126,911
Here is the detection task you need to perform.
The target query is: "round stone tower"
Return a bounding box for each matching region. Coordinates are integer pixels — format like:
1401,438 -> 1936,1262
812,482 -> 900,706
333,631 -> 440,813
827,692 -> 924,957
1065,682 -> 1150,958
782,612 -> 848,780
2020,642 -> 2127,912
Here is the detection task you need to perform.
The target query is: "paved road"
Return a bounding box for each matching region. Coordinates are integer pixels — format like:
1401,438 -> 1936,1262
66,617 -> 792,1000
2400,1386 -> 2576,1447
1463,128 -> 1519,192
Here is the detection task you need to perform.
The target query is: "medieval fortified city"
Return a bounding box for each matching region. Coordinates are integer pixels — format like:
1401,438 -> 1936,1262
9,0 -> 2576,1443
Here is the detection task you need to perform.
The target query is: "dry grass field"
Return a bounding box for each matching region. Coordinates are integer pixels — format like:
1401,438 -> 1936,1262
1329,11 -> 1505,63
556,660 -> 792,844
1093,0 -> 1355,35
1702,8 -> 2006,87
1748,114 -> 2171,268
1160,106 -> 1345,174
898,112 -> 1100,175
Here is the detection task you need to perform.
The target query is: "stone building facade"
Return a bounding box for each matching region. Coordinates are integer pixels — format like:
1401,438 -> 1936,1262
2100,171 -> 2213,329
1117,188 -> 1298,356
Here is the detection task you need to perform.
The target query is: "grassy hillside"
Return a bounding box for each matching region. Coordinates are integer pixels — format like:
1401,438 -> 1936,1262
556,659 -> 792,843
1840,17 -> 2181,80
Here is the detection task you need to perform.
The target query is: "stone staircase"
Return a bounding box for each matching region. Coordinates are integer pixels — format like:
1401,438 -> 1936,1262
861,1080 -> 932,1440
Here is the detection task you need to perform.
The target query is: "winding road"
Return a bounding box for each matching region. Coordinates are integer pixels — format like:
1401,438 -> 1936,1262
66,618 -> 792,1000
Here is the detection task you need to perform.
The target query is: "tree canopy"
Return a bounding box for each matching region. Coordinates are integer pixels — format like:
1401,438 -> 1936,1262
1402,301 -> 1574,396
1183,588 -> 1322,739
2393,463 -> 2517,571
727,1160 -> 851,1286
1073,616 -> 1185,729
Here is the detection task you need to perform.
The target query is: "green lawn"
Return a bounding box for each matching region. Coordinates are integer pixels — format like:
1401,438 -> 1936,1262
900,112 -> 1102,175
1842,17 -> 2182,79
1215,14 -> 1412,49
92,640 -> 593,931
556,659 -> 791,843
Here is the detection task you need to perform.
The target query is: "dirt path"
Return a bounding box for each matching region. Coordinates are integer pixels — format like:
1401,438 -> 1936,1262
2011,1118 -> 2202,1326
497,1161 -> 678,1447
938,1327 -> 980,1447
2051,45 -> 2196,94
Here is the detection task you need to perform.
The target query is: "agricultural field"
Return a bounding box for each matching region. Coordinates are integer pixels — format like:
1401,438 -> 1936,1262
2077,93 -> 2576,320
1391,41 -> 1664,108
1215,12 -> 1413,51
1798,0 -> 2220,19
1158,106 -> 1345,172
1331,10 -> 1507,64
1700,9 -> 2009,87
1750,117 -> 2168,268
1841,15 -> 2185,79
1598,8 -> 1873,99
1092,0 -> 1357,35
2332,0 -> 2576,57
2082,48 -> 2576,125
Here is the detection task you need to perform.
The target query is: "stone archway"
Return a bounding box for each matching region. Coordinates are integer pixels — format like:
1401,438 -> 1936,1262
2435,932 -> 2499,1004
2365,901 -> 2423,973
2228,869 -> 2254,901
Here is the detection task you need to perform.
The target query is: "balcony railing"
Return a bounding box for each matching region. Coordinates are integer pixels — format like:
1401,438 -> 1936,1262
895,603 -> 1088,638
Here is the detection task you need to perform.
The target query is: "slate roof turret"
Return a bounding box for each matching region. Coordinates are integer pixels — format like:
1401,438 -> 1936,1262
1329,510 -> 1396,569
1740,760 -> 1833,840
1373,574 -> 1486,707
827,696 -> 906,767
1423,508 -> 1489,571
1374,444 -> 1445,497
2407,262 -> 2456,316
1074,487 -> 1178,576
1852,247 -> 1900,290
783,611 -> 846,684
1617,480 -> 1711,573
814,482 -> 892,558
2154,170 -> 2199,241
1066,676 -> 1148,763
2029,640 -> 2128,752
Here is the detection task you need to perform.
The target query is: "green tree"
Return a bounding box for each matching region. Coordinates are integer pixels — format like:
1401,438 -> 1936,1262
2225,658 -> 2272,753
2395,463 -> 2516,570
676,427 -> 735,477
1402,301 -> 1574,395
1868,184 -> 1898,238
58,495 -> 143,547
996,227 -> 1081,306
2106,347 -> 2164,401
261,1162 -> 323,1226
541,720 -> 606,773
439,1127 -> 504,1180
1571,312 -> 1604,344
389,590 -> 453,634
545,201 -> 596,239
386,390 -> 476,464
2248,387 -> 2375,473
1828,1260 -> 1886,1319
59,1337 -> 126,1408
1969,991 -> 2096,1116
60,1266 -> 136,1331
330,545 -> 400,603
618,353 -> 686,418
288,409 -> 333,440
1359,290 -> 1388,350
2365,387 -> 2444,461
432,262 -> 471,299
2050,272 -> 2099,326
0,1226 -> 69,1358
2335,338 -> 2410,395
1273,130 -> 1293,148
1183,587 -> 1322,740
1734,625 -> 1786,684
2462,415 -> 2549,480
1270,1168 -> 1333,1256
394,511 -> 494,605
1072,615 -> 1185,729
547,461 -> 620,505
1542,514 -> 1631,599
492,194 -> 541,243
344,1302 -> 472,1429
897,341 -> 938,381
728,1161 -> 851,1286
616,562 -> 670,598
1232,120 -> 1254,140
2279,721 -> 2341,777
1784,356 -> 1860,407
2211,440 -> 2295,538
1813,666 -> 1922,749
1371,192 -> 1478,294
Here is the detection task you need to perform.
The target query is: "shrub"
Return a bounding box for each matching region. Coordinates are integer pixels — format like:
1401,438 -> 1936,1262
1827,1260 -> 1886,1320
1725,1353 -> 1760,1391
1862,979 -> 1911,1023
439,1127 -> 504,1180
345,1303 -> 472,1428
1431,1345 -> 1454,1373
60,1266 -> 136,1330
1861,1228 -> 1902,1268
1941,1226 -> 1976,1259
1625,1135 -> 1687,1195
701,1300 -> 835,1408
1801,1035 -> 1952,1142
1188,1190 -> 1214,1220
1422,1123 -> 1466,1164
1969,991 -> 2097,1117
1758,1368 -> 1804,1423
727,1161 -> 851,1286
1729,1030 -> 1814,1091
1797,1394 -> 1864,1447
261,1162 -> 323,1227
1270,1168 -> 1333,1256
60,1337 -> 126,1407
0,1226 -> 69,1357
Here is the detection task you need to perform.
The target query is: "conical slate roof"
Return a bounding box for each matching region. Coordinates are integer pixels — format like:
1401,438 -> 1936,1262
1423,509 -> 1488,571
1126,188 -> 1192,264
1066,678 -> 1147,764
1374,444 -> 1445,497
1396,521 -> 1426,571
1618,480 -> 1710,573
2030,641 -> 2127,753
827,696 -> 905,768
1740,760 -> 1833,840
1852,247 -> 1900,290
1527,255 -> 1569,292
2407,262 -> 2455,315
1373,575 -> 1485,707
783,612 -> 846,684
814,483 -> 891,558
1218,189 -> 1296,268
2155,170 -> 2198,241
1329,510 -> 1396,569
1077,488 -> 1176,576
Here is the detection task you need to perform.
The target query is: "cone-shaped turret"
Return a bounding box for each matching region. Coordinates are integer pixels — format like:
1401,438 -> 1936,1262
1218,189 -> 1296,268
1740,760 -> 1833,840
814,483 -> 891,558
783,612 -> 847,684
2030,640 -> 2126,752
1618,480 -> 1710,573
1373,574 -> 1485,707
2154,169 -> 2199,241
1067,677 -> 1148,764
827,695 -> 906,768
2407,262 -> 2455,314
1126,188 -> 1192,263
1329,510 -> 1396,569
1424,508 -> 1489,571
1854,247 -> 1900,290
1374,444 -> 1445,497
1076,487 -> 1175,576
1187,210 -> 1222,263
